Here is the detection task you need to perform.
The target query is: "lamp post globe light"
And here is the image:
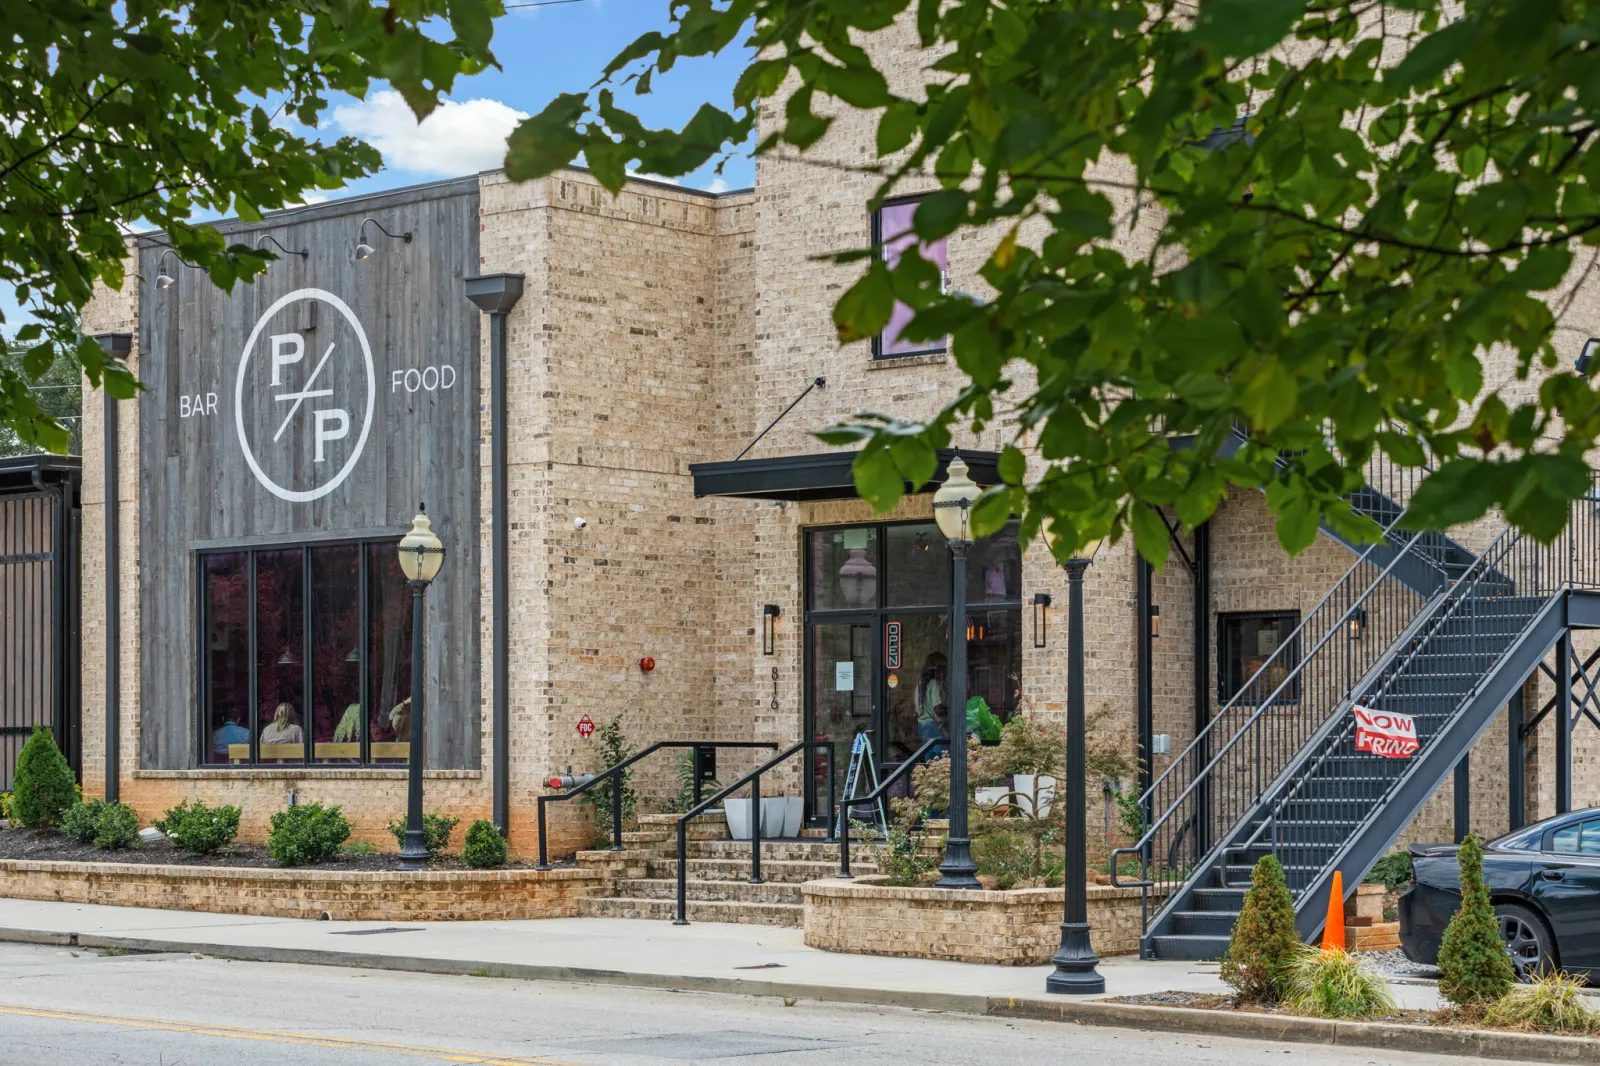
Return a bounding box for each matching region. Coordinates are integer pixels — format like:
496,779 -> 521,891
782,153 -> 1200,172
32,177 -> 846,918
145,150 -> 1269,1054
396,504 -> 445,872
1043,519 -> 1106,994
931,455 -> 982,890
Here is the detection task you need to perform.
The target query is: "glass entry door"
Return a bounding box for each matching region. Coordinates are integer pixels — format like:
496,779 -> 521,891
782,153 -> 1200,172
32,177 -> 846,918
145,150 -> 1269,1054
808,619 -> 874,824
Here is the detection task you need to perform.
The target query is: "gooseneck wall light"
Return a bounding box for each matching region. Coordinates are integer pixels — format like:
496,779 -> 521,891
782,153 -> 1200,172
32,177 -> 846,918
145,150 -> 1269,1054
254,232 -> 309,264
354,216 -> 413,261
931,454 -> 983,890
152,249 -> 194,290
395,504 -> 445,871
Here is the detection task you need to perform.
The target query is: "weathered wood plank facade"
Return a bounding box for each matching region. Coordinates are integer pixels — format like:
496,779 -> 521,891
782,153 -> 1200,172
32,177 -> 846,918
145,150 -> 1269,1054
135,178 -> 482,770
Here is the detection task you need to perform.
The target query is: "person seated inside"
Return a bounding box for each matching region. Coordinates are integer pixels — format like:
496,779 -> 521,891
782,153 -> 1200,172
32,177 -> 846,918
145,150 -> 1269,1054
211,708 -> 250,761
260,701 -> 303,759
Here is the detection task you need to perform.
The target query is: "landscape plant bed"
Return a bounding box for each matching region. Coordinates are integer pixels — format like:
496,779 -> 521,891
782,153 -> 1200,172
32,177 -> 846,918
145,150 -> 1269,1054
0,827 -> 551,871
1112,989 -> 1600,1038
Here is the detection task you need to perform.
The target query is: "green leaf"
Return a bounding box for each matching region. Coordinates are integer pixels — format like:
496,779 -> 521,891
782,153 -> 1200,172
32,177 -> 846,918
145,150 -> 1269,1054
997,444 -> 1026,485
1389,19 -> 1477,90
912,189 -> 969,241
834,261 -> 896,344
1191,0 -> 1306,57
1128,505 -> 1171,569
852,440 -> 906,513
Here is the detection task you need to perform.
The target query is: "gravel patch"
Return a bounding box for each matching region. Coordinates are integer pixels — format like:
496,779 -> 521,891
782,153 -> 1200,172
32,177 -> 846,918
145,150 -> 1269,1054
1358,948 -> 1438,979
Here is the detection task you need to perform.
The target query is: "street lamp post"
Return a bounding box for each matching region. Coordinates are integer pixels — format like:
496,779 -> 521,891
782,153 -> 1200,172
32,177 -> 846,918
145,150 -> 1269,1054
396,504 -> 445,872
1045,531 -> 1106,994
931,455 -> 982,890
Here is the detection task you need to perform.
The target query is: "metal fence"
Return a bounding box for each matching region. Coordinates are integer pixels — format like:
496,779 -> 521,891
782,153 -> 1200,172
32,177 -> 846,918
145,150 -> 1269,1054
0,459 -> 80,791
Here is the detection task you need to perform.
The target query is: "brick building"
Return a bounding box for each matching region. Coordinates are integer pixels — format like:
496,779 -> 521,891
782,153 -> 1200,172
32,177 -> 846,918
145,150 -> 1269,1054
70,18 -> 1600,953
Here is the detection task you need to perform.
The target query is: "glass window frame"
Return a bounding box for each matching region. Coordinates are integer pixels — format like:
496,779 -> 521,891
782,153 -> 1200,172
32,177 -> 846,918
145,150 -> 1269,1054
870,194 -> 950,361
195,535 -> 404,769
1217,610 -> 1303,705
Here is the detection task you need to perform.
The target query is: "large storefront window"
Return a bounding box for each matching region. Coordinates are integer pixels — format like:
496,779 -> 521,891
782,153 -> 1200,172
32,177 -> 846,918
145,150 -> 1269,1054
805,521 -> 1023,819
200,539 -> 412,766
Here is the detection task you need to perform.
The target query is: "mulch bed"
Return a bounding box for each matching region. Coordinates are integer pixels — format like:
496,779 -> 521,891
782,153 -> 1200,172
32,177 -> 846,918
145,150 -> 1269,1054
1110,990 -> 1595,1037
0,827 -> 562,873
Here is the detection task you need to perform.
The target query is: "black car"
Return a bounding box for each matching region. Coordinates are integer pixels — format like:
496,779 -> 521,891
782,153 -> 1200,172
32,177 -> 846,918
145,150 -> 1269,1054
1399,808 -> 1600,977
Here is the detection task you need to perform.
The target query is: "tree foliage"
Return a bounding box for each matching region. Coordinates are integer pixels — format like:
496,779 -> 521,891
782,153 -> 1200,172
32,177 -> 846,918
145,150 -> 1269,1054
1437,833 -> 1516,1006
511,0 -> 1600,558
1,1 -> 501,452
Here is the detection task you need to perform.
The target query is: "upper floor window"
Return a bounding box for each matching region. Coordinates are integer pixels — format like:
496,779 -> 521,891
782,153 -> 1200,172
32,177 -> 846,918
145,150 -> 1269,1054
873,198 -> 949,359
1218,611 -> 1301,705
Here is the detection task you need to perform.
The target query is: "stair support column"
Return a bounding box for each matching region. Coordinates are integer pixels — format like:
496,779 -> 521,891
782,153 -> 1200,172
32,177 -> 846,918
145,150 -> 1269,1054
1558,632 -> 1573,815
1508,686 -> 1525,832
1453,755 -> 1470,844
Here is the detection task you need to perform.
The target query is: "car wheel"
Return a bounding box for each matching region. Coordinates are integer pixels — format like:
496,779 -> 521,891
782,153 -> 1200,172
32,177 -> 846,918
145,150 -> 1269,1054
1495,902 -> 1555,979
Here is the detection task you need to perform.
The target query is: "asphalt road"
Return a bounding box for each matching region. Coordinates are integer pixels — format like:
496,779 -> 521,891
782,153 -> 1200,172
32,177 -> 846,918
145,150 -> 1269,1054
0,941 -> 1532,1066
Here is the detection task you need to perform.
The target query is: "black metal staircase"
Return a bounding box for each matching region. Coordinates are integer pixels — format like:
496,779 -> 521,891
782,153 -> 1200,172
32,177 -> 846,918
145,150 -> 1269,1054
1115,463 -> 1600,960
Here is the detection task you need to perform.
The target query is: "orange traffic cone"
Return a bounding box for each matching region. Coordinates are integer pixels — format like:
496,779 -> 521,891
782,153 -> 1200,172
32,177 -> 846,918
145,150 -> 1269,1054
1320,871 -> 1346,953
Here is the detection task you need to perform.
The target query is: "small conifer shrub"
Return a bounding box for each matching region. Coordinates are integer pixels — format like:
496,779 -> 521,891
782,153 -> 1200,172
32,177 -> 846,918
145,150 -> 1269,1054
462,819 -> 508,868
1219,854 -> 1301,1004
10,727 -> 77,829
1437,834 -> 1516,1006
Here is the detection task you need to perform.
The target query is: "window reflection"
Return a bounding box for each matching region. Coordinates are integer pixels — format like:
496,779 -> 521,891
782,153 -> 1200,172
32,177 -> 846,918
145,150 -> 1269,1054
367,542 -> 413,764
255,549 -> 305,764
203,553 -> 249,765
310,544 -> 361,764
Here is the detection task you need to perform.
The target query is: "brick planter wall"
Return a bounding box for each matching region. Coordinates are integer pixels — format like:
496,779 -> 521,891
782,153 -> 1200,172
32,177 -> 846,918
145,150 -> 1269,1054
802,877 -> 1151,965
0,860 -> 603,922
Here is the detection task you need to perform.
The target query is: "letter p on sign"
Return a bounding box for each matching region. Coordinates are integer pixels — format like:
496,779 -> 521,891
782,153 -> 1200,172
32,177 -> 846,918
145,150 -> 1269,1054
313,409 -> 349,462
270,334 -> 304,386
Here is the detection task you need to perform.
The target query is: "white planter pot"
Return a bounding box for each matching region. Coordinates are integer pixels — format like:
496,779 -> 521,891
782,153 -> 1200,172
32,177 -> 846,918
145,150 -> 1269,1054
974,786 -> 1009,811
781,796 -> 804,838
1013,774 -> 1057,817
725,798 -> 753,840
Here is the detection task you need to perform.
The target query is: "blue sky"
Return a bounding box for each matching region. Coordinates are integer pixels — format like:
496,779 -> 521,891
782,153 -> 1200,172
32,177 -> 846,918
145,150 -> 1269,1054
1,1 -> 750,332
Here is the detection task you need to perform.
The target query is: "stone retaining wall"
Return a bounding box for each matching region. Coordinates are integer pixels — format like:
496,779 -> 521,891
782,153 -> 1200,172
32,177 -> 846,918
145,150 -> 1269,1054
801,878 -> 1151,965
0,860 -> 603,922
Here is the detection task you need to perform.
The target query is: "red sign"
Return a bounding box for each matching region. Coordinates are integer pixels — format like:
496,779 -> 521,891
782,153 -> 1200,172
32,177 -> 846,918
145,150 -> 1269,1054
577,714 -> 595,739
1353,705 -> 1418,758
885,621 -> 901,669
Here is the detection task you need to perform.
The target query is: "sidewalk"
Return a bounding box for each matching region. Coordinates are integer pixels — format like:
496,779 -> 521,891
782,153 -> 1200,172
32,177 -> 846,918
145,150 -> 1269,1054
3,898 -> 1591,1064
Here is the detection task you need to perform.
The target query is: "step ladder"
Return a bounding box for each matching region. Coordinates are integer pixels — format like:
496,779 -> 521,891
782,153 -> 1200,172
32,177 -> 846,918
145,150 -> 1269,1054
835,732 -> 888,838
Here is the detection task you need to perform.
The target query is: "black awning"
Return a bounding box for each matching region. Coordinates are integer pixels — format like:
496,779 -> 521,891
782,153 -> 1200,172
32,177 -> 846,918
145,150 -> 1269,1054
0,453 -> 81,495
690,448 -> 1001,502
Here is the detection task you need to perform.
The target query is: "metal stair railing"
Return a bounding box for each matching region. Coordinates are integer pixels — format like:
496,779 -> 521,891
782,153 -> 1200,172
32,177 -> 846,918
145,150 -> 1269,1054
1109,498 -> 1447,923
534,739 -> 779,869
835,736 -> 942,878
673,740 -> 837,924
1242,478 -> 1600,903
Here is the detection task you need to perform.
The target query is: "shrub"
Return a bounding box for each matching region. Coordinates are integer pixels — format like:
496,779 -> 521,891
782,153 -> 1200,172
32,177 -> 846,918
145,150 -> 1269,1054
1437,834 -> 1516,1006
1286,946 -> 1397,1018
662,750 -> 720,814
1220,854 -> 1301,1004
92,802 -> 139,850
0,791 -> 12,820
462,819 -> 508,869
857,818 -> 938,886
582,716 -> 637,837
154,799 -> 240,855
386,812 -> 459,860
1365,852 -> 1412,893
10,727 -> 77,829
60,799 -> 104,844
267,802 -> 351,866
61,799 -> 139,850
1483,970 -> 1600,1034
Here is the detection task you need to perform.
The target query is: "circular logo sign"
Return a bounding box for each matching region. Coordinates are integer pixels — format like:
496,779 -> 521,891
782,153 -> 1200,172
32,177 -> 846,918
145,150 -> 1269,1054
234,288 -> 375,503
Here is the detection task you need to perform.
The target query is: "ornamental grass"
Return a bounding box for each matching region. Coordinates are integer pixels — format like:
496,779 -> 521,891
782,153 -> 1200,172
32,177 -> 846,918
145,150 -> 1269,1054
1286,946 -> 1396,1019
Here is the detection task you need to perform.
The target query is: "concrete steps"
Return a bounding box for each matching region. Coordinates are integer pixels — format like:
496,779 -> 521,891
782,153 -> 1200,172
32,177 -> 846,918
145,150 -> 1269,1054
607,877 -> 804,905
644,857 -> 874,882
578,895 -> 803,926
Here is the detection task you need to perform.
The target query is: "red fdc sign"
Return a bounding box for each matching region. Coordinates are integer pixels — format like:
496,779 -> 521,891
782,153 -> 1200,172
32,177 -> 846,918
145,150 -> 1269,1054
576,714 -> 595,739
1353,705 -> 1418,759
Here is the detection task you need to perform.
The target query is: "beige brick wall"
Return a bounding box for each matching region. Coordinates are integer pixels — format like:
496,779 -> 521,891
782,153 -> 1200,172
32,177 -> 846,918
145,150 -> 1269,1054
0,859 -> 600,922
802,877 -> 1149,963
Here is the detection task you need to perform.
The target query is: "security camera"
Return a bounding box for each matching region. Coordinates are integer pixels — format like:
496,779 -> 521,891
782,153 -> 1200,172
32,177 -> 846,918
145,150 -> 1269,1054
573,516 -> 588,530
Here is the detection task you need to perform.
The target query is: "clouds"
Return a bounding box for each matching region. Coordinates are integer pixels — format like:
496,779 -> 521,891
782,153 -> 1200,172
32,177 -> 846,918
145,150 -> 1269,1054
330,91 -> 528,178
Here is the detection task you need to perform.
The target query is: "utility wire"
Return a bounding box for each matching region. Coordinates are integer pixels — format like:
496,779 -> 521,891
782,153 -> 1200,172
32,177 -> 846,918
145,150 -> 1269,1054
503,0 -> 589,8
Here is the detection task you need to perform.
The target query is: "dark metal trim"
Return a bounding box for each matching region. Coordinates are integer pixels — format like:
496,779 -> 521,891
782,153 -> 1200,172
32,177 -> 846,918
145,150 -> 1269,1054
733,377 -> 825,461
1192,520 -> 1211,857
1508,685 -> 1525,832
691,448 -> 1001,502
1453,755 -> 1470,844
1136,558 -> 1154,797
103,377 -> 120,801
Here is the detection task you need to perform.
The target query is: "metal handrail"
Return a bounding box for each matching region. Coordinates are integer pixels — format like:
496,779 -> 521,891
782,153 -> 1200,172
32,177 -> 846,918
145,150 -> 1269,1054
835,736 -> 942,878
535,739 -> 778,869
674,740 -> 836,925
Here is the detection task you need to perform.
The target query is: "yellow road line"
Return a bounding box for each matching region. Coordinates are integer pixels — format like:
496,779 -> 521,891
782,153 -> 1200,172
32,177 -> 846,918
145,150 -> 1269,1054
0,1002 -> 592,1065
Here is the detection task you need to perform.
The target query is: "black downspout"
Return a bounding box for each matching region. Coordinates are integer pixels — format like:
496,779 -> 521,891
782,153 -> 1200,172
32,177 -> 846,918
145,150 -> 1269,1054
1508,685 -> 1524,832
464,274 -> 525,836
93,332 -> 132,802
1135,557 -> 1153,798
1193,521 -> 1211,859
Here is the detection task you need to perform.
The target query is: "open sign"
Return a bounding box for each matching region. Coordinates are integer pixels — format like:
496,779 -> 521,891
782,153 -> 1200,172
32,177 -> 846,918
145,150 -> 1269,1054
1353,705 -> 1418,758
